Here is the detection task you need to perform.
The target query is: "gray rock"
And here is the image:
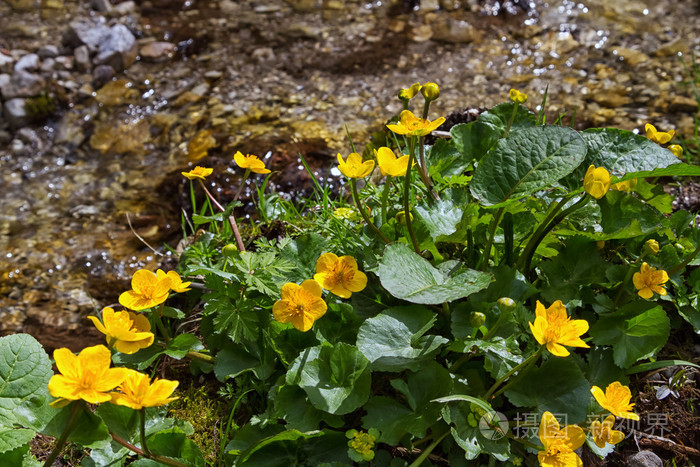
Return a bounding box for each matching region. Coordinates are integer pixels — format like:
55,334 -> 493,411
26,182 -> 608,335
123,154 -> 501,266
64,18 -> 111,52
54,56 -> 74,70
628,451 -> 663,467
92,64 -> 115,88
40,58 -> 56,72
94,24 -> 137,71
37,45 -> 59,59
0,70 -> 46,99
74,45 -> 91,72
0,51 -> 16,73
139,41 -> 175,62
17,127 -> 38,144
10,138 -> 25,155
3,98 -> 29,128
0,74 -> 10,96
112,0 -> 135,15
15,53 -> 40,71
91,0 -> 112,12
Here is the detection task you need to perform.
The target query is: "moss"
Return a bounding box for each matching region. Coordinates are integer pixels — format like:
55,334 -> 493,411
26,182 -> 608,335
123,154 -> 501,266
24,93 -> 56,122
168,381 -> 227,464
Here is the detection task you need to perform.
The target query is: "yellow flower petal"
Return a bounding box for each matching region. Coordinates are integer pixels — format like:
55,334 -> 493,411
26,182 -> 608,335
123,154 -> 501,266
234,151 -> 271,174
273,280 -> 327,332
529,301 -> 589,357
584,165 -> 612,199
181,166 -> 213,181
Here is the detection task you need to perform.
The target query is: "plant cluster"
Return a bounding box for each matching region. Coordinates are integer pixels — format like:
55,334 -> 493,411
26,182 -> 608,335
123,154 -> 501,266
2,83 -> 700,466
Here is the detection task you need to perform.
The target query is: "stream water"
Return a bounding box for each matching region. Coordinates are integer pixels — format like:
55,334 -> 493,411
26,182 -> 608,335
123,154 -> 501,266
0,0 -> 698,349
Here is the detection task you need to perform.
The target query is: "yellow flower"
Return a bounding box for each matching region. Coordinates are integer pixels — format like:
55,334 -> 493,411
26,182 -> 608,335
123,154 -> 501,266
420,82 -> 440,101
375,147 -> 411,177
181,166 -> 213,181
119,269 -> 172,311
333,207 -> 359,221
234,151 -> 271,174
589,415 -> 625,448
583,165 -> 612,199
111,369 -> 179,410
87,307 -> 154,354
590,381 -> 639,421
398,83 -> 421,101
48,345 -> 130,405
645,123 -> 674,144
314,252 -> 368,299
395,210 -> 413,225
632,262 -> 668,299
668,144 -> 683,158
610,178 -> 637,192
337,152 -> 375,179
644,239 -> 659,255
386,110 -> 446,137
537,411 -> 585,467
528,300 -> 590,357
156,269 -> 191,293
272,280 -> 327,332
509,88 -> 528,104
347,429 -> 379,461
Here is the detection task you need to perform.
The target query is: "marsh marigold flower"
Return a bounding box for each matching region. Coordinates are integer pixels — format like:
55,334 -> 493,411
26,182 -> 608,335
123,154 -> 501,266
181,166 -> 213,181
111,369 -> 179,410
632,262 -> 668,299
537,411 -> 585,467
668,144 -> 683,158
590,415 -> 625,448
314,252 -> 368,299
346,428 -> 380,462
273,280 -> 327,332
645,123 -> 674,144
48,345 -> 129,406
87,307 -> 154,354
337,152 -> 374,179
591,381 -> 639,420
529,300 -> 589,357
157,269 -> 191,293
583,165 -> 612,199
644,239 -> 659,255
234,151 -> 271,174
119,269 -> 172,311
398,83 -> 421,101
375,147 -> 411,177
386,110 -> 446,137
509,88 -> 528,104
420,82 -> 440,101
610,178 -> 637,192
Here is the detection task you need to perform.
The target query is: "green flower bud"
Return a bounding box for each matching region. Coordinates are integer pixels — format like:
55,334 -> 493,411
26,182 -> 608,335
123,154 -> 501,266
469,311 -> 486,327
420,82 -> 440,101
222,244 -> 238,257
496,297 -> 516,312
644,239 -> 659,255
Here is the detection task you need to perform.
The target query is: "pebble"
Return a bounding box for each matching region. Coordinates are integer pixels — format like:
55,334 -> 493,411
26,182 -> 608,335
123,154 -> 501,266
1,70 -> 46,99
3,98 -> 29,128
139,41 -> 176,62
92,64 -> 116,88
628,451 -> 663,467
74,45 -> 91,72
93,24 -> 138,71
91,0 -> 112,13
37,45 -> 59,59
15,53 -> 40,71
0,52 -> 14,73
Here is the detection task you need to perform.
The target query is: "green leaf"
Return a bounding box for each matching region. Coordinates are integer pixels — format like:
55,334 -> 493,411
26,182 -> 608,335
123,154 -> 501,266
449,338 -> 524,380
357,306 -> 449,372
414,198 -> 464,241
271,385 -> 343,432
586,347 -> 629,388
504,357 -> 591,423
625,359 -> 700,374
43,404 -> 111,449
590,302 -> 670,368
441,402 -> 511,461
362,362 -> 452,445
0,429 -> 34,455
233,429 -> 348,466
470,125 -> 586,206
0,443 -> 35,466
378,243 -> 493,304
112,345 -> 164,370
426,138 -> 469,176
449,120 -> 501,165
164,334 -> 203,359
279,233 -> 328,283
82,440 -> 129,467
597,191 -> 669,239
286,343 -> 371,415
214,340 -> 276,382
479,102 -> 537,134
140,429 -> 205,467
0,333 -> 53,431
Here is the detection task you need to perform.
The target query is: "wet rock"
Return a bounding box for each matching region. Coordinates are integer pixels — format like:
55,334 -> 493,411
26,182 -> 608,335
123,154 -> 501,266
0,74 -> 10,96
74,45 -> 91,72
92,64 -> 116,88
10,138 -> 25,154
0,70 -> 46,99
139,41 -> 176,62
15,53 -> 40,71
54,56 -> 74,70
94,78 -> 138,105
3,98 -> 29,128
430,16 -> 479,43
668,95 -> 698,113
287,0 -> 321,12
112,0 -> 136,15
94,24 -> 138,71
40,58 -> 56,72
91,0 -> 112,13
54,112 -> 87,146
64,18 -> 111,52
628,451 -> 663,467
408,23 -> 433,42
613,47 -> 649,67
591,90 -> 632,108
37,45 -> 59,59
0,52 -> 14,73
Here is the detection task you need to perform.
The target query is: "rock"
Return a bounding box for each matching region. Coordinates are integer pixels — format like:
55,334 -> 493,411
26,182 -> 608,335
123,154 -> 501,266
613,47 -> 649,66
592,90 -> 632,108
10,138 -> 25,154
430,17 -> 479,43
64,18 -> 111,52
37,45 -> 59,59
628,451 -> 663,467
15,53 -> 40,71
0,70 -> 46,99
92,64 -> 115,88
74,45 -> 91,72
139,41 -> 176,62
91,0 -> 112,12
0,74 -> 10,96
112,0 -> 135,15
204,70 -> 222,80
94,24 -> 138,71
54,111 -> 87,146
287,0 -> 321,12
3,98 -> 29,128
54,56 -> 74,70
668,95 -> 698,113
16,127 -> 38,144
40,58 -> 56,72
0,51 -> 16,73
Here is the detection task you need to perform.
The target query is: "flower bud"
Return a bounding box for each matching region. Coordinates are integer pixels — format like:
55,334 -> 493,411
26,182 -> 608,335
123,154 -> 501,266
583,165 -> 612,199
644,239 -> 659,255
222,244 -> 238,257
469,311 -> 486,327
420,82 -> 440,101
509,89 -> 527,104
396,210 -> 413,225
398,83 -> 421,101
668,144 -> 683,158
496,297 -> 516,312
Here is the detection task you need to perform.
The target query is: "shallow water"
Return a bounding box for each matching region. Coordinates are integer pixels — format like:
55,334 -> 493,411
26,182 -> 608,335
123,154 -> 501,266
0,0 -> 698,347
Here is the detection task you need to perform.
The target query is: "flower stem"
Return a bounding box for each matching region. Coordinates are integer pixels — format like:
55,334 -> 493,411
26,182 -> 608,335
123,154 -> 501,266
484,346 -> 544,401
667,243 -> 700,276
503,103 -> 518,138
350,179 -> 390,244
403,138 -> 421,253
43,401 -> 83,467
154,304 -> 171,343
417,137 -> 438,200
380,176 -> 392,226
407,429 -> 450,467
478,207 -> 505,269
198,179 -> 246,252
186,350 -> 215,364
234,169 -> 251,202
140,408 -> 152,457
110,431 -> 190,467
